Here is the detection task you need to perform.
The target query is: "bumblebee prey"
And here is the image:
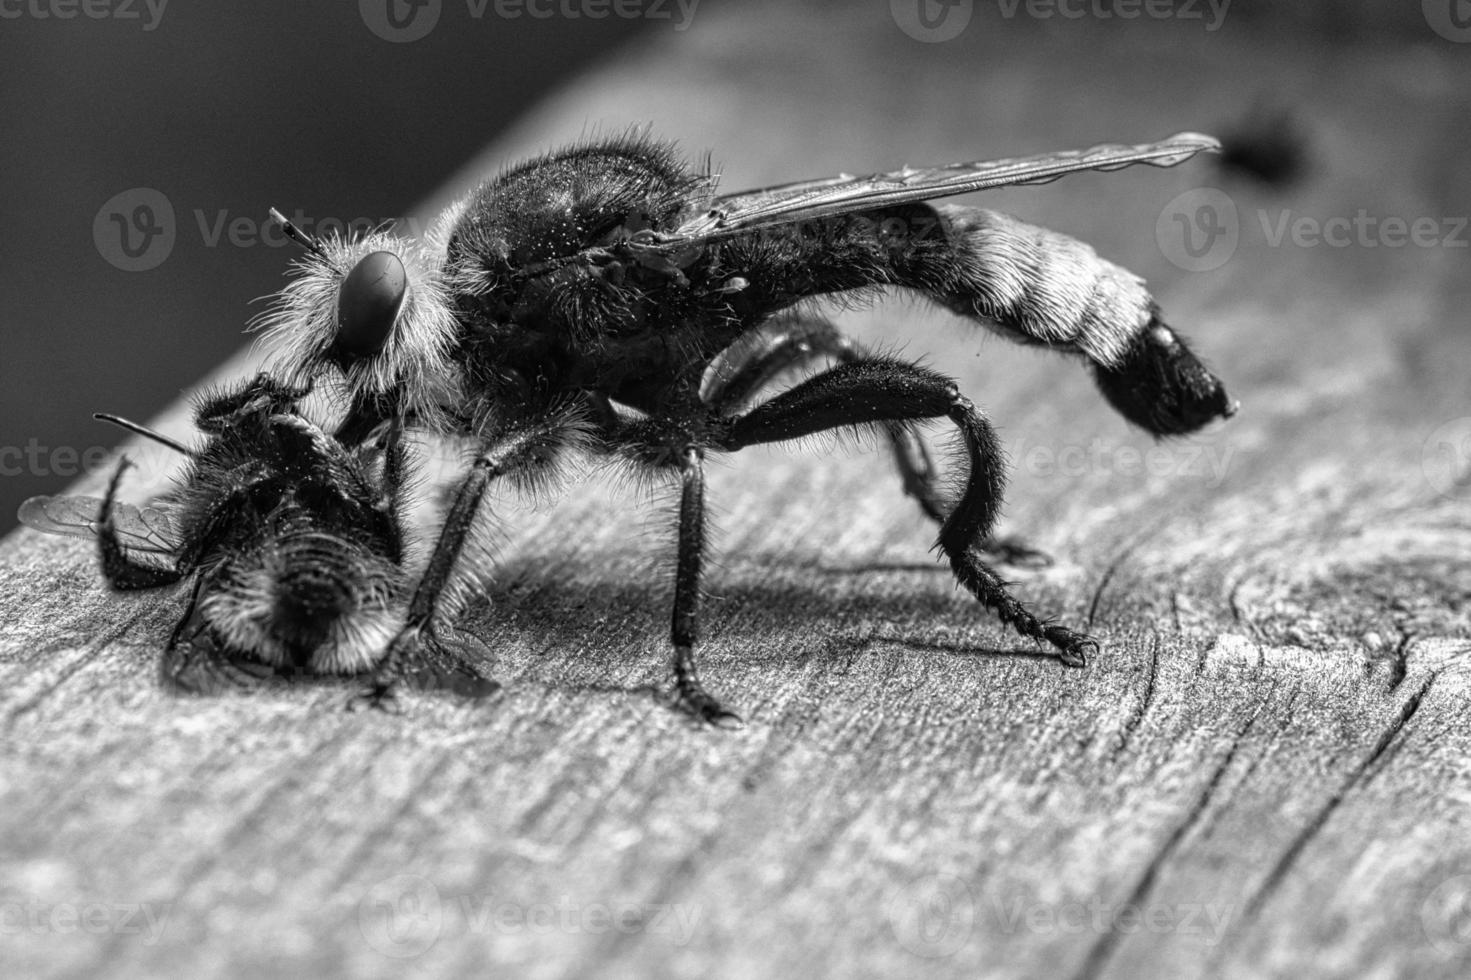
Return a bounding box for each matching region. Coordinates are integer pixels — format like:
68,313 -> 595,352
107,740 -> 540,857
19,374 -> 498,699
260,130 -> 1235,725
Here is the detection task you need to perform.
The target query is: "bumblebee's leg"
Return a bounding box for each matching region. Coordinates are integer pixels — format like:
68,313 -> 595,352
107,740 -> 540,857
360,417 -> 579,705
714,315 -> 1052,567
97,459 -> 185,590
719,357 -> 1095,666
726,203 -> 1235,436
158,579 -> 275,695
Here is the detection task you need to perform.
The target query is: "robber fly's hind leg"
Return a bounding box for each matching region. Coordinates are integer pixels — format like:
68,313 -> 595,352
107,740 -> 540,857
719,356 -> 1095,666
712,314 -> 1052,568
97,457 -> 185,590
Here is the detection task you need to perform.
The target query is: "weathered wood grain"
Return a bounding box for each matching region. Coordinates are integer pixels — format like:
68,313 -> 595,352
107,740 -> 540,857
3,5 -> 1470,979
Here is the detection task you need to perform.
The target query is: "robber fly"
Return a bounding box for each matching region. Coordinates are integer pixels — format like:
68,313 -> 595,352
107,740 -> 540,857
18,374 -> 497,699
258,130 -> 1236,726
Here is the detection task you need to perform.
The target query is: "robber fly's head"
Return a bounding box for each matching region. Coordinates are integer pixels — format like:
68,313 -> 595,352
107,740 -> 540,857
254,210 -> 459,429
1092,308 -> 1237,437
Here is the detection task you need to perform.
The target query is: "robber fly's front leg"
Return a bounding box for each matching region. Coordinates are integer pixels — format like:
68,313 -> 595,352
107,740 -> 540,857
356,412 -> 583,708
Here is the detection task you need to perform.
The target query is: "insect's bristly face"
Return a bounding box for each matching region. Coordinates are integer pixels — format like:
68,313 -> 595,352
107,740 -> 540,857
335,251 -> 408,362
1092,312 -> 1238,437
256,230 -> 460,430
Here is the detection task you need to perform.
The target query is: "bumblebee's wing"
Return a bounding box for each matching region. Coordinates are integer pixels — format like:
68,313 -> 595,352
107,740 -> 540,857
17,495 -> 179,554
654,132 -> 1219,248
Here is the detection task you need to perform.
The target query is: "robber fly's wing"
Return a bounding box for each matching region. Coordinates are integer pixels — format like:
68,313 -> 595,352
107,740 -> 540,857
17,495 -> 179,554
657,132 -> 1220,247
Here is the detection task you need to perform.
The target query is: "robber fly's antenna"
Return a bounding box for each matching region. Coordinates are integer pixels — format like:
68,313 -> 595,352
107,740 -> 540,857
93,413 -> 193,456
269,207 -> 332,261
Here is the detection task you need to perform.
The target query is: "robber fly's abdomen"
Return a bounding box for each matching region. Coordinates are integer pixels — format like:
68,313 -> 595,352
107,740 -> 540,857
724,200 -> 1232,435
726,202 -> 1149,370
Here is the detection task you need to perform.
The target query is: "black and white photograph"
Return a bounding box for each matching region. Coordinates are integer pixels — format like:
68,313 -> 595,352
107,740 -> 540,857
1,1 -> 1468,976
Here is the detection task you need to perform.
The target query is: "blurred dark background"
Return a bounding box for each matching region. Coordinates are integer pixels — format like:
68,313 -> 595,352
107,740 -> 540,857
0,2 -> 649,528
0,0 -> 1448,530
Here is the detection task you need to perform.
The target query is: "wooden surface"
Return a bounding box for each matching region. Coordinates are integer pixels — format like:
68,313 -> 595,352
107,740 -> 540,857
4,5 -> 1470,978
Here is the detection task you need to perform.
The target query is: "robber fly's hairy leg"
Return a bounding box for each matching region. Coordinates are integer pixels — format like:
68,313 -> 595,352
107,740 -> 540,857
669,447 -> 737,727
717,356 -> 1096,665
710,315 -> 1051,568
357,414 -> 583,708
97,458 -> 186,590
726,202 -> 1235,436
599,415 -> 740,727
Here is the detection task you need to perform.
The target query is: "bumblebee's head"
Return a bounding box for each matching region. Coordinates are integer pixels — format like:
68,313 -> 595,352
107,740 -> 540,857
1092,309 -> 1237,436
254,209 -> 459,430
202,530 -> 404,676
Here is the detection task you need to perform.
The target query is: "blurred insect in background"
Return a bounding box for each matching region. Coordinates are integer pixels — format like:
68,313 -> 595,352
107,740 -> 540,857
18,374 -> 498,700
260,130 -> 1236,725
1217,105 -> 1308,188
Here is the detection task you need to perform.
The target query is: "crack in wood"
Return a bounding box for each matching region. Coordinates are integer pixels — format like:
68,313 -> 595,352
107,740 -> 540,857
1069,701 -> 1263,980
1108,632 -> 1161,762
1238,671 -> 1438,928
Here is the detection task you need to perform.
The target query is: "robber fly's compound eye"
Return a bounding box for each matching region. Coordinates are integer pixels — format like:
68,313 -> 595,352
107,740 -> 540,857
336,251 -> 407,359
